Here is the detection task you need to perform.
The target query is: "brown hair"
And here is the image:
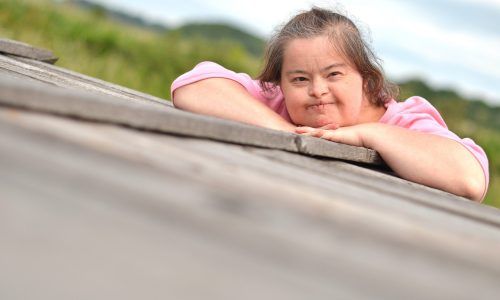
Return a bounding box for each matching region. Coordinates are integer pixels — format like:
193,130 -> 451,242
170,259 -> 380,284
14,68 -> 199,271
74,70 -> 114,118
258,7 -> 399,106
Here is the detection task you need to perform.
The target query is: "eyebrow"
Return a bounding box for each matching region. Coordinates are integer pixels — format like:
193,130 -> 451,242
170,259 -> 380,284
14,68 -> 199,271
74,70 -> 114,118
285,63 -> 347,75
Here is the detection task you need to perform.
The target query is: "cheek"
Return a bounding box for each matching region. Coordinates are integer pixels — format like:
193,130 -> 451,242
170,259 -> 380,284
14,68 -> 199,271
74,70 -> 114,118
342,79 -> 365,107
282,90 -> 307,124
281,86 -> 300,109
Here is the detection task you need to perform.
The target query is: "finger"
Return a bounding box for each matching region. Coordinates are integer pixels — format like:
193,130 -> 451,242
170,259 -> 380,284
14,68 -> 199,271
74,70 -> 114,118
297,131 -> 319,137
297,129 -> 324,137
295,126 -> 315,133
311,130 -> 326,137
322,132 -> 339,142
320,123 -> 339,130
301,129 -> 325,138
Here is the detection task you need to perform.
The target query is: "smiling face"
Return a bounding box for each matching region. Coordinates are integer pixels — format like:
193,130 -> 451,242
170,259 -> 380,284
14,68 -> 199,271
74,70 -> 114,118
280,34 -> 384,128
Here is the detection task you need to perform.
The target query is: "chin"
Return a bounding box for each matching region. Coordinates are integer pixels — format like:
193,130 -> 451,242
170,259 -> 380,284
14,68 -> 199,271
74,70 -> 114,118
311,119 -> 335,128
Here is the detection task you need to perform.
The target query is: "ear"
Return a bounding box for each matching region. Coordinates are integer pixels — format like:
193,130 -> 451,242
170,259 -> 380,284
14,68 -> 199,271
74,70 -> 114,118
362,77 -> 369,92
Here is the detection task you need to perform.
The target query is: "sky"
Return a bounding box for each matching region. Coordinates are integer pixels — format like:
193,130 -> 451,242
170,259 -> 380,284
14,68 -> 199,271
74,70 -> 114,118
93,0 -> 500,105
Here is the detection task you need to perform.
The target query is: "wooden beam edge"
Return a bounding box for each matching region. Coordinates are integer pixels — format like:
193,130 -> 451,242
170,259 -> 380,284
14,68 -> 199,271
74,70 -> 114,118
0,74 -> 383,166
0,38 -> 58,64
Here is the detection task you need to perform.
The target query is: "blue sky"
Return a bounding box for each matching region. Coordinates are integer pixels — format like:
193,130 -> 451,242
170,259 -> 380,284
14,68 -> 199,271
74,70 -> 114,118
94,0 -> 500,105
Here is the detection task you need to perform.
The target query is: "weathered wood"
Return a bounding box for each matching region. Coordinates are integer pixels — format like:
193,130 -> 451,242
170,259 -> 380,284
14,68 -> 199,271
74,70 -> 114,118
1,106 -> 500,244
0,73 -> 298,151
13,55 -> 172,108
0,74 -> 384,165
298,134 -> 384,164
0,38 -> 58,64
246,147 -> 500,227
1,111 -> 500,300
0,54 -> 169,108
2,38 -> 500,300
0,65 -> 46,83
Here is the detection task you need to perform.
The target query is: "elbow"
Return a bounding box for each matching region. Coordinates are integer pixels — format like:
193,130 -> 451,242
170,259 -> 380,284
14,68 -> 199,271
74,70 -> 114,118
171,84 -> 198,111
171,75 -> 209,110
448,143 -> 487,202
172,79 -> 224,111
459,176 -> 485,202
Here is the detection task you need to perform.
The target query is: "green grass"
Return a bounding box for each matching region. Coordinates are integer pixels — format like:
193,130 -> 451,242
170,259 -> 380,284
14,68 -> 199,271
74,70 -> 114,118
0,0 -> 261,99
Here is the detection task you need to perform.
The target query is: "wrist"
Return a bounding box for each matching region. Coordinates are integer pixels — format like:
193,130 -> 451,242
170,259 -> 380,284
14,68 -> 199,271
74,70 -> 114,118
359,123 -> 388,150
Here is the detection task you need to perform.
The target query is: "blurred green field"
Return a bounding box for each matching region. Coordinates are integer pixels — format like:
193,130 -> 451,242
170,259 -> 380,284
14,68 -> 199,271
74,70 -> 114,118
1,0 -> 498,207
0,0 -> 261,99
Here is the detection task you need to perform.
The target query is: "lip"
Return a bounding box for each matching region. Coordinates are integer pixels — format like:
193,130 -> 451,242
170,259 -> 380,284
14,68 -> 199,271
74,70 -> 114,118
306,102 -> 335,110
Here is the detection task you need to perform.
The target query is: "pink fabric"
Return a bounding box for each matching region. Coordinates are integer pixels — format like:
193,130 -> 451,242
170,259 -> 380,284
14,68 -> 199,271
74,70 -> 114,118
380,97 -> 489,198
171,61 -> 291,121
171,62 -> 489,197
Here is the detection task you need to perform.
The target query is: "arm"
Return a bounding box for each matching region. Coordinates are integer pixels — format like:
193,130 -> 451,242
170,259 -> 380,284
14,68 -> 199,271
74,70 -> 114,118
173,78 -> 295,132
296,123 -> 486,201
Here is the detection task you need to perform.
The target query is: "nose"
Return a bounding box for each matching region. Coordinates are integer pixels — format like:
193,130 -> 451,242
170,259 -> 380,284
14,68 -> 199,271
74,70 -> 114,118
308,78 -> 328,98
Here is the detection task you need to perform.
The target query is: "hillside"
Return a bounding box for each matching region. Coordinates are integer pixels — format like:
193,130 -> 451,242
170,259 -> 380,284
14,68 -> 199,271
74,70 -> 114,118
172,23 -> 265,57
399,79 -> 500,131
70,0 -> 170,31
0,0 -> 261,97
1,0 -> 498,207
72,0 -> 265,57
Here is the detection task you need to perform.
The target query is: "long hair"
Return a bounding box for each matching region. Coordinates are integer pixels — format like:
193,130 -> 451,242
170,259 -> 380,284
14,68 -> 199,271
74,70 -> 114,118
258,7 -> 399,106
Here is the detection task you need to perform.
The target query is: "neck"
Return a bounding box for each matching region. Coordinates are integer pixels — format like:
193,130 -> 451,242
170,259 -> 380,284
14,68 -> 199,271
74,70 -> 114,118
359,103 -> 387,123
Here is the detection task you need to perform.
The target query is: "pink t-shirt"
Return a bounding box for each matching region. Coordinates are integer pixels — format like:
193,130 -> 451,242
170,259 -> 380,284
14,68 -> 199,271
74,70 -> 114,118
171,61 -> 490,198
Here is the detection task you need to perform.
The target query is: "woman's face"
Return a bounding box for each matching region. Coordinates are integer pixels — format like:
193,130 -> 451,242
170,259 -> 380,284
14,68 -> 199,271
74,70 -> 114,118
280,34 -> 378,127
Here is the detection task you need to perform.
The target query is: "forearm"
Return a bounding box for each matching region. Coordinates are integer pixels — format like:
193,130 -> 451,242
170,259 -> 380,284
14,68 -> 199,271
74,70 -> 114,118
296,123 -> 486,201
363,124 -> 485,201
173,78 -> 295,132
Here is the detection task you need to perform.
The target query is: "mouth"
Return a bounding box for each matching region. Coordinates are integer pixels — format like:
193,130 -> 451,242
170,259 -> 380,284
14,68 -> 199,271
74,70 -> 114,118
306,102 -> 335,111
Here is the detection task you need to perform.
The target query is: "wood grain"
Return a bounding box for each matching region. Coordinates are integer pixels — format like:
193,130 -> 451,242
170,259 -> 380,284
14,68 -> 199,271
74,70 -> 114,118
0,38 -> 58,63
1,107 -> 500,300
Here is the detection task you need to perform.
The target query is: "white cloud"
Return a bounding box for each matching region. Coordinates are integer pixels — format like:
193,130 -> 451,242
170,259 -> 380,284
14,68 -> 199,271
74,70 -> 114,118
338,0 -> 500,103
459,0 -> 500,8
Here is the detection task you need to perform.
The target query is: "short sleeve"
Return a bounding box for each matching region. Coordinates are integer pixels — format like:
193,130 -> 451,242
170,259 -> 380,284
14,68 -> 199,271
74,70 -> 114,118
380,96 -> 490,199
170,61 -> 290,120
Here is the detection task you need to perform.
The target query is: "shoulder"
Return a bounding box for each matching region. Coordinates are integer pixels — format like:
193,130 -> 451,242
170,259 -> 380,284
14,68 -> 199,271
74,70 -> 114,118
171,61 -> 252,87
384,96 -> 440,116
171,61 -> 257,98
380,96 -> 448,130
170,61 -> 288,116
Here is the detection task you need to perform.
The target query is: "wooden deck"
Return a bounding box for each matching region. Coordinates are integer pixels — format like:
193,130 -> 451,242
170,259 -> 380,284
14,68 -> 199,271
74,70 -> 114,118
1,39 -> 500,300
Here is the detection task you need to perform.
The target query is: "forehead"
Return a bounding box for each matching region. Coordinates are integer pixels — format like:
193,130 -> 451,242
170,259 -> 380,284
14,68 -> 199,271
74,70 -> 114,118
282,35 -> 348,69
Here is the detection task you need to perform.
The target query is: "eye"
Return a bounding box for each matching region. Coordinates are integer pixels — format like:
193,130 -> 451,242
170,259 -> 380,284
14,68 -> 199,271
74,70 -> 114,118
328,72 -> 341,77
292,76 -> 308,82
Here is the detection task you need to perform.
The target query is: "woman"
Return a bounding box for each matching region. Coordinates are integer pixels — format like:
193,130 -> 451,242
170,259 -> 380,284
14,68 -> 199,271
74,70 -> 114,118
171,7 -> 489,201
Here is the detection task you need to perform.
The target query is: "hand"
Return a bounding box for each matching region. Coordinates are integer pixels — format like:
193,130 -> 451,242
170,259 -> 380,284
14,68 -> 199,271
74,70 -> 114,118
295,123 -> 374,148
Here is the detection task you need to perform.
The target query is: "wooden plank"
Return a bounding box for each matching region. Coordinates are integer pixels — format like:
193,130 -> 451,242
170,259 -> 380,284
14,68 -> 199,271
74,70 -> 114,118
0,66 -> 47,83
246,147 -> 500,227
13,55 -> 172,108
143,133 -> 500,237
1,111 -> 500,299
0,38 -> 57,64
0,74 -> 299,152
298,134 -> 384,164
2,106 -> 500,245
0,74 -> 384,165
0,123 -> 355,300
0,54 -> 169,108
